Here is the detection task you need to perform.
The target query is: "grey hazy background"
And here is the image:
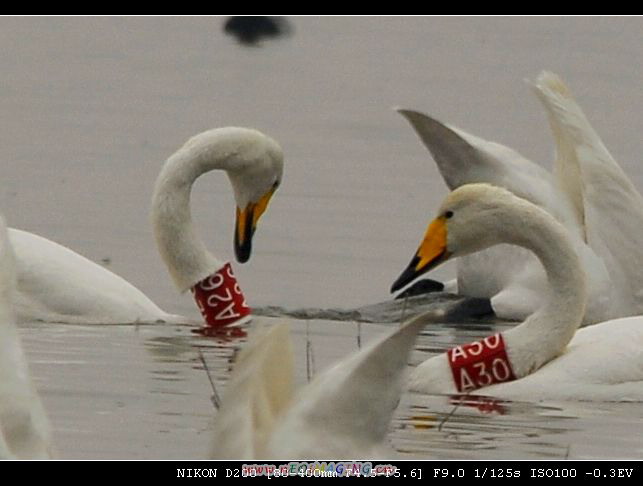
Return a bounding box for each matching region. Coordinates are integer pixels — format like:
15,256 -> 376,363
2,17 -> 641,316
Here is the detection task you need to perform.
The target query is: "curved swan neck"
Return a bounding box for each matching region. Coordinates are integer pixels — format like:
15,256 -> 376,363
151,135 -> 233,293
498,204 -> 588,377
151,127 -> 282,294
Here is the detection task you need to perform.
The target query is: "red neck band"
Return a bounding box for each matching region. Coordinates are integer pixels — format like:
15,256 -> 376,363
191,262 -> 251,328
447,333 -> 516,392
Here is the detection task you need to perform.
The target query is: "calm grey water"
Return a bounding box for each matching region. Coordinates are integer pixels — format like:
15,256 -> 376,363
3,16 -> 643,459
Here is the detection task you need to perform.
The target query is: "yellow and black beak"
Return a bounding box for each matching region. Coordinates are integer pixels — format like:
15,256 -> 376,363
234,187 -> 277,263
390,216 -> 451,293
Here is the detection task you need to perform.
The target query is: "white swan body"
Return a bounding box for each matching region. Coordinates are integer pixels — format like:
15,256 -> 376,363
396,72 -> 643,325
0,217 -> 54,458
11,229 -> 182,324
13,127 -> 282,324
395,184 -> 643,401
211,314 -> 429,459
410,317 -> 643,402
475,316 -> 643,402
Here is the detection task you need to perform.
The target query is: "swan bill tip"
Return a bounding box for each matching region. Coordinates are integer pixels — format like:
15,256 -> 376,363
235,205 -> 256,263
390,259 -> 422,294
394,278 -> 445,299
234,242 -> 252,263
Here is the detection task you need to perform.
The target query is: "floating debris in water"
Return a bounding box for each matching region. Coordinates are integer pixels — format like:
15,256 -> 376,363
253,292 -> 497,324
223,16 -> 293,46
306,321 -> 315,382
197,348 -> 221,410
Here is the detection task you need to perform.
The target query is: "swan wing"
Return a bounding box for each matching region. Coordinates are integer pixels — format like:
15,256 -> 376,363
397,109 -> 586,309
0,219 -> 54,459
266,313 -> 429,457
211,322 -> 294,459
0,324 -> 54,458
397,109 -> 559,211
533,71 -> 643,311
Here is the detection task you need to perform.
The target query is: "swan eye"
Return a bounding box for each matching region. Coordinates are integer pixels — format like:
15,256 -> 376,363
272,180 -> 280,190
444,210 -> 454,219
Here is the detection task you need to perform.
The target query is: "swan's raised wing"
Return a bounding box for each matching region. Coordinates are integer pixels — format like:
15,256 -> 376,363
396,108 -> 587,306
397,109 -> 561,215
210,322 -> 294,459
266,312 -> 430,457
533,71 -> 643,310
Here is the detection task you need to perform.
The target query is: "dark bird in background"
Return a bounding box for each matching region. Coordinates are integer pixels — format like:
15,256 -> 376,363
224,16 -> 293,46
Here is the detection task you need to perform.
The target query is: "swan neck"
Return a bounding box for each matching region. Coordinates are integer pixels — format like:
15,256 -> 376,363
501,206 -> 587,377
151,148 -> 227,293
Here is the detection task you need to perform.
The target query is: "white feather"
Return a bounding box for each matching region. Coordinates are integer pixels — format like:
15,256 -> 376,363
408,184 -> 643,401
212,313 -> 429,458
0,216 -> 54,458
12,127 -> 283,324
397,71 -> 643,325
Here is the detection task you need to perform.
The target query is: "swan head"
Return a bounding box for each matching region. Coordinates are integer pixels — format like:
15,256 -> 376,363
391,183 -> 534,293
222,131 -> 283,263
152,127 -> 284,292
181,127 -> 283,263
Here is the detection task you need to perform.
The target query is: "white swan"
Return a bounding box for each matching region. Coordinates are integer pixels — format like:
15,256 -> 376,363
0,216 -> 54,459
211,315 -> 429,459
393,184 -> 643,402
12,229 -> 185,324
13,127 -> 282,325
395,71 -> 643,325
532,73 -> 643,320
